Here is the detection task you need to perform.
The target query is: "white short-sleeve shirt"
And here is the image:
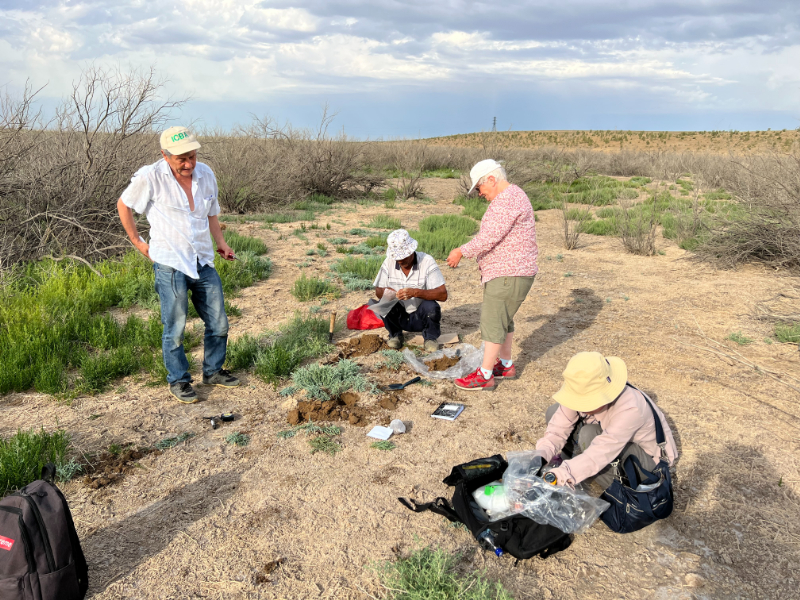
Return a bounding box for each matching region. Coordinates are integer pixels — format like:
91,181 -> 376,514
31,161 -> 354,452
120,159 -> 220,279
372,252 -> 446,314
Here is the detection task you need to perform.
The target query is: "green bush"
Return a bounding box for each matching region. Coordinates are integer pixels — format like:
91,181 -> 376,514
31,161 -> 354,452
0,237 -> 271,396
375,546 -> 512,600
408,215 -> 477,260
454,195 -> 489,220
368,215 -> 402,229
291,273 -> 340,302
281,359 -> 373,401
774,322 -> 800,344
1,428 -> 71,496
223,230 -> 268,255
334,256 -> 384,280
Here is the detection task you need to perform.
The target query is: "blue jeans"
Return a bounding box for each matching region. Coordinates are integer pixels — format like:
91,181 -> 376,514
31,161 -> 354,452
381,300 -> 442,341
154,261 -> 229,384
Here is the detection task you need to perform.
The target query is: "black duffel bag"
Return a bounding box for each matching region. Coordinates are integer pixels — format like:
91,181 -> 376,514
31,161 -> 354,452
399,455 -> 571,560
600,388 -> 674,533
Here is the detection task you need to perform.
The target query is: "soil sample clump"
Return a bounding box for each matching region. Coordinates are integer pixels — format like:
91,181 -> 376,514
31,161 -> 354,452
288,393 -> 372,427
338,334 -> 388,358
425,355 -> 461,371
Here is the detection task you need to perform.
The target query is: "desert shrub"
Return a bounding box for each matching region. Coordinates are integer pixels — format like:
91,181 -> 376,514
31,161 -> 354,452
454,195 -> 489,220
225,334 -> 263,371
726,331 -> 754,345
225,432 -> 250,446
0,236 -> 270,396
333,256 -> 383,280
308,434 -> 341,456
368,215 -> 401,229
291,274 -> 339,302
375,546 -> 512,600
371,441 -> 396,451
774,322 -> 800,344
409,215 -> 478,260
365,234 -> 388,248
0,428 -> 71,496
525,184 -> 563,211
281,359 -> 373,400
619,199 -> 660,256
376,350 -> 405,371
223,230 -> 268,255
329,237 -> 348,245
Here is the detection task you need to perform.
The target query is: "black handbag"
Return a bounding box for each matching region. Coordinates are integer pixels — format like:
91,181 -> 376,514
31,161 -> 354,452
399,455 -> 571,560
600,388 -> 674,533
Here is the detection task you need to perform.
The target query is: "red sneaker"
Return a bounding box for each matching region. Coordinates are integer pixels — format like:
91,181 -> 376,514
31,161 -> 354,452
492,359 -> 516,379
455,368 -> 495,391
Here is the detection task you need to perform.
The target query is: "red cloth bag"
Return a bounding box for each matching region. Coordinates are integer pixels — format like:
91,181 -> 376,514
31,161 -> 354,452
346,305 -> 385,330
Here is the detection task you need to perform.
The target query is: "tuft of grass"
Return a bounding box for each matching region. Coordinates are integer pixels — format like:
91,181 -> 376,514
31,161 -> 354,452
377,350 -> 405,371
155,432 -> 193,450
333,255 -> 383,280
281,359 -> 374,401
774,322 -> 800,344
454,195 -> 489,220
409,215 -> 478,260
277,422 -> 342,439
223,230 -> 268,255
309,435 -> 341,456
368,215 -> 402,229
375,546 -> 512,600
329,237 -> 348,245
371,441 -> 396,451
291,273 -> 340,302
0,428 -> 72,496
225,432 -> 250,447
726,331 -> 754,345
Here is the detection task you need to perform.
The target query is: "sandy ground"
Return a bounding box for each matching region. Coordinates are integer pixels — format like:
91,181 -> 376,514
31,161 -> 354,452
2,178 -> 799,599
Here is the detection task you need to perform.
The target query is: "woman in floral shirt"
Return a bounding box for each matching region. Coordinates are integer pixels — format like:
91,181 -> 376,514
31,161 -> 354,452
446,159 -> 538,390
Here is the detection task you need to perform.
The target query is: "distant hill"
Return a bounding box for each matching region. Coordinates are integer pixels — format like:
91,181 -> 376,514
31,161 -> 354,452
426,129 -> 799,153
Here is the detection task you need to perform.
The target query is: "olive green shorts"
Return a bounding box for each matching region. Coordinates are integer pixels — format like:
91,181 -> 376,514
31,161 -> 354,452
480,276 -> 535,344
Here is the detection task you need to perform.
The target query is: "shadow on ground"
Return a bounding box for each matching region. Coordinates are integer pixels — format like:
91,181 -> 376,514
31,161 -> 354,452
517,288 -> 603,374
84,470 -> 243,597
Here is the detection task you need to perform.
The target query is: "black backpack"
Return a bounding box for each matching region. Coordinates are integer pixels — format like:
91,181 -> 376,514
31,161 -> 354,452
399,455 -> 571,561
0,465 -> 89,600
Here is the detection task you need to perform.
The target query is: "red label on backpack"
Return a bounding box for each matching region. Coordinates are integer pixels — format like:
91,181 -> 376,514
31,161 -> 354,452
0,535 -> 14,551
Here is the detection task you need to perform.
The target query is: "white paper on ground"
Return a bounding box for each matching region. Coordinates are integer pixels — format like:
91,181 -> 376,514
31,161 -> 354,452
367,426 -> 394,440
367,289 -> 399,318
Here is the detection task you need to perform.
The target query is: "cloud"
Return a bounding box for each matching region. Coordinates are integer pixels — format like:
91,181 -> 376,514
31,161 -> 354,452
0,1 -> 797,134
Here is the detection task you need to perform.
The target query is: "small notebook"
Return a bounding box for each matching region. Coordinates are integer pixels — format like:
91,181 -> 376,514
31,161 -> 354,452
431,402 -> 465,421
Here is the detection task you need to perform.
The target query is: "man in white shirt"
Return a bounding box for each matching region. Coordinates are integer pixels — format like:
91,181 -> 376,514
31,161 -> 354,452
116,126 -> 238,403
373,230 -> 448,352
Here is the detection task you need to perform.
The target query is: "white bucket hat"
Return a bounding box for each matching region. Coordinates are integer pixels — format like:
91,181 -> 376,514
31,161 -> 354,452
468,159 -> 502,194
386,229 -> 418,261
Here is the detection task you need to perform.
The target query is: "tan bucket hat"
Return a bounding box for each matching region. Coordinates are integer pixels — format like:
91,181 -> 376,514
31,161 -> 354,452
552,352 -> 628,412
160,126 -> 201,155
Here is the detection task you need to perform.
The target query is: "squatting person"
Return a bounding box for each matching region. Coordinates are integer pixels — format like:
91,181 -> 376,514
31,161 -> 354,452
116,126 -> 239,403
446,159 -> 538,391
532,351 -> 678,489
373,229 -> 448,353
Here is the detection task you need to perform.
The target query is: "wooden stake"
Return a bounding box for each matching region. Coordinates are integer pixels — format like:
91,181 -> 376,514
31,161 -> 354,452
329,312 -> 336,342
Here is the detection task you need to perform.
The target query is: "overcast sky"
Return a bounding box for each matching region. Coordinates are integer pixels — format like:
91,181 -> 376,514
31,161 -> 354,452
1,1 -> 798,137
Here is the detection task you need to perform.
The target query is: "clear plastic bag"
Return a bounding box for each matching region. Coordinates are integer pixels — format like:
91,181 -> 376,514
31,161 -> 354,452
503,451 -> 610,534
402,343 -> 484,380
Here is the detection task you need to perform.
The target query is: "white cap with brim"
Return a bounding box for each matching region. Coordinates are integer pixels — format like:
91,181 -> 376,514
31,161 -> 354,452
468,159 -> 502,194
160,126 -> 201,155
552,352 -> 628,413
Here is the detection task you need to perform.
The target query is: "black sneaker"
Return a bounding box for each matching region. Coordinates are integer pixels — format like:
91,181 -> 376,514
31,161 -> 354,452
169,382 -> 198,404
203,369 -> 240,387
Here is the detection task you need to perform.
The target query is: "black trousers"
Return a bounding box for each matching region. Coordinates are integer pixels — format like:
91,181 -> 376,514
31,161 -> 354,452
381,300 -> 441,341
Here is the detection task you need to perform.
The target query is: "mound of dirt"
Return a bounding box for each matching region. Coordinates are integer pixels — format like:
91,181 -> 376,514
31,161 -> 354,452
425,355 -> 461,371
287,393 -> 372,427
83,448 -> 161,489
337,334 -> 388,358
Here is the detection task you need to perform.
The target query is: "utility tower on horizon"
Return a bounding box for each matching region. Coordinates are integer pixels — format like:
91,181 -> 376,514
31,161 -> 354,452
492,117 -> 497,132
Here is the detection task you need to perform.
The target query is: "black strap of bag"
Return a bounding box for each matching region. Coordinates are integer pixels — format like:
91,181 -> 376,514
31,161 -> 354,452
397,497 -> 460,523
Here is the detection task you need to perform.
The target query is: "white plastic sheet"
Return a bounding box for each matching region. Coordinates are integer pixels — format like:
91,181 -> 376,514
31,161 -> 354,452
402,343 -> 484,380
504,451 -> 610,534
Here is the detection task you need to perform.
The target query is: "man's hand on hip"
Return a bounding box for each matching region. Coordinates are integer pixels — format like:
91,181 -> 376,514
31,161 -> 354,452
446,248 -> 463,268
216,243 -> 236,261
